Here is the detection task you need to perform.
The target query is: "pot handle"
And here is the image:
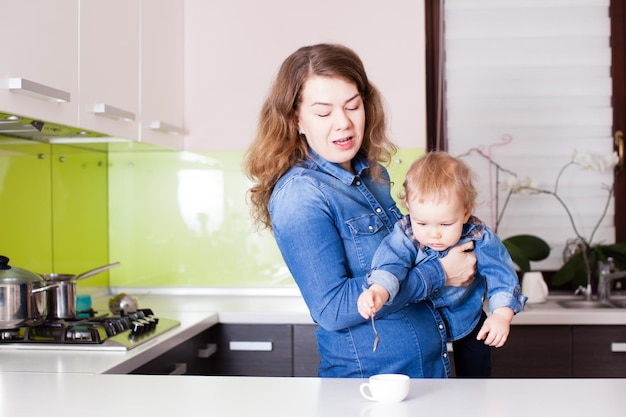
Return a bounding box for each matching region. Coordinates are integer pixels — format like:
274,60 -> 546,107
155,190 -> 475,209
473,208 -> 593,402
31,282 -> 62,293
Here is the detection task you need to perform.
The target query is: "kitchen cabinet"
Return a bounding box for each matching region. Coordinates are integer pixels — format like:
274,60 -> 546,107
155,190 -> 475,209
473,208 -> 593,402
492,325 -> 626,378
293,325 -> 320,377
0,0 -> 79,127
139,0 -> 185,149
491,325 -> 572,378
79,0 -> 140,140
212,324 -> 293,377
130,323 -> 320,377
130,327 -> 218,376
1,0 -> 183,148
572,325 -> 626,377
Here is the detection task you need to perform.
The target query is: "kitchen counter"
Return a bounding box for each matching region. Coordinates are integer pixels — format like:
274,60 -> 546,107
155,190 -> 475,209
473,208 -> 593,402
1,289 -> 625,375
1,372 -> 624,417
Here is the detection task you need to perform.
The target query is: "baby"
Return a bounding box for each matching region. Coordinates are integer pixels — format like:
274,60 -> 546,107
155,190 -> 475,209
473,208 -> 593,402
357,151 -> 526,376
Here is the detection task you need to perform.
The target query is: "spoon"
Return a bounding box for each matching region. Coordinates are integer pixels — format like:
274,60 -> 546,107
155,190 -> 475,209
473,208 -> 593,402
371,315 -> 380,352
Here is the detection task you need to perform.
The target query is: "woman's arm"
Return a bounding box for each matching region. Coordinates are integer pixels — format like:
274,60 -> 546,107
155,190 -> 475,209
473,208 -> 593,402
270,176 -> 374,331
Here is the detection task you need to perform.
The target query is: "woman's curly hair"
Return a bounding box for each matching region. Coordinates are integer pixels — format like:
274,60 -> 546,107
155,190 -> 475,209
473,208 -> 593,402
243,43 -> 397,230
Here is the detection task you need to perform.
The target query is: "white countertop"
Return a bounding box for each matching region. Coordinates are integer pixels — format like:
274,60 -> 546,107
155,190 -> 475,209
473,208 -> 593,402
1,372 -> 624,417
1,290 -> 625,375
127,289 -> 626,325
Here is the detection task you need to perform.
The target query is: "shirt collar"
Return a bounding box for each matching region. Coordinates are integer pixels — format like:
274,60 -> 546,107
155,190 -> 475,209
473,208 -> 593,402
306,148 -> 370,185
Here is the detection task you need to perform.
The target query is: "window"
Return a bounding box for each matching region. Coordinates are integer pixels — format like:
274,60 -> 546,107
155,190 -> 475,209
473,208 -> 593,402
425,0 -> 624,271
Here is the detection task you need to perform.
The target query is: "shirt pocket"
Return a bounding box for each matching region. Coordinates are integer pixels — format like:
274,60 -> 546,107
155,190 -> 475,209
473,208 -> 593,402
346,214 -> 385,270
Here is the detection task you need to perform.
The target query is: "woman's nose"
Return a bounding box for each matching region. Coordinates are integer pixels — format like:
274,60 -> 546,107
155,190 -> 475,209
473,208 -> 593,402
333,110 -> 351,129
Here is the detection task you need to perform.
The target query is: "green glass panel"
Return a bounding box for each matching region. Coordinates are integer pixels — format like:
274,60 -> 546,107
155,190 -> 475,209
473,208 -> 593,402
108,148 -> 425,288
387,148 -> 426,213
108,150 -> 286,287
50,145 -> 109,285
0,137 -> 53,272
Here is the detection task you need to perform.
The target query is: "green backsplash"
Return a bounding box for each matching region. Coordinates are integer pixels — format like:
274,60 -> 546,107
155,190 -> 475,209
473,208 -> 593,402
107,148 -> 424,287
0,138 -> 110,285
1,138 -> 423,288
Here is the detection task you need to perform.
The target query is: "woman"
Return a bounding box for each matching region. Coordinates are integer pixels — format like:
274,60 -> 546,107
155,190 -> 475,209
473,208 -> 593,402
244,43 -> 476,378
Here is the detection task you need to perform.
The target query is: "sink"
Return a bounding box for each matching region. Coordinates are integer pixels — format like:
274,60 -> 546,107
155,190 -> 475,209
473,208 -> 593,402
557,299 -> 622,309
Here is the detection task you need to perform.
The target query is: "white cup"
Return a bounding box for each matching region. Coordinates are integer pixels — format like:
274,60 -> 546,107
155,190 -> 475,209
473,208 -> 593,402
522,271 -> 549,303
359,374 -> 410,403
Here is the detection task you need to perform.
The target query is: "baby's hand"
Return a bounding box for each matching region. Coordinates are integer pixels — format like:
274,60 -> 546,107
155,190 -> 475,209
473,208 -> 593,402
476,307 -> 514,348
357,284 -> 389,319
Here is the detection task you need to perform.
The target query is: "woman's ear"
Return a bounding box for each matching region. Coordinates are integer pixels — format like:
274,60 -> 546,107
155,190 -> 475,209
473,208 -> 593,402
296,115 -> 304,136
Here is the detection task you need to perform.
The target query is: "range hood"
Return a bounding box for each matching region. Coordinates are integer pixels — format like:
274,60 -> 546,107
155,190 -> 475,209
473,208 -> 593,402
0,112 -> 121,143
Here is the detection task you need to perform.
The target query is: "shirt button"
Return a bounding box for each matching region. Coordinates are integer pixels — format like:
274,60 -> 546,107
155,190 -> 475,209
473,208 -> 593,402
443,352 -> 448,358
439,324 -> 444,330
368,226 -> 374,231
355,180 -> 361,186
375,207 -> 382,213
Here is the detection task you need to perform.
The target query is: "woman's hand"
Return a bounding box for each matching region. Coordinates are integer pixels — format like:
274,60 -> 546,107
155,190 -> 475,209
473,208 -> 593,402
439,241 -> 476,287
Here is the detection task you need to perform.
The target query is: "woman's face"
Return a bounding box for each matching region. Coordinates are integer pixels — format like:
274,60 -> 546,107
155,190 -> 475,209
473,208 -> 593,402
297,76 -> 365,172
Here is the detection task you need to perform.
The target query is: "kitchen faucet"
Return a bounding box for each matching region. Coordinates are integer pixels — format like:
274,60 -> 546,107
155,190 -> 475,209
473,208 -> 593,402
598,258 -> 626,304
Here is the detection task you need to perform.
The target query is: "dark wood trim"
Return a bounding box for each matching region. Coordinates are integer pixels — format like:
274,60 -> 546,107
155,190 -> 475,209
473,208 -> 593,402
611,0 -> 626,242
424,0 -> 446,151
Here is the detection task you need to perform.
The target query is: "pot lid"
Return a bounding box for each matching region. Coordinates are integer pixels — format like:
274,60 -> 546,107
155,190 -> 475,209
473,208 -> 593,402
0,255 -> 44,283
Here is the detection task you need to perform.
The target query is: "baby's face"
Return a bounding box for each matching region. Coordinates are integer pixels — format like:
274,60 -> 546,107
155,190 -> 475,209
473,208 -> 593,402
405,193 -> 470,251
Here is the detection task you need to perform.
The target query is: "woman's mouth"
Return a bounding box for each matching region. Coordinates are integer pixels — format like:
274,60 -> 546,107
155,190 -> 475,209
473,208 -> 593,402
333,136 -> 354,148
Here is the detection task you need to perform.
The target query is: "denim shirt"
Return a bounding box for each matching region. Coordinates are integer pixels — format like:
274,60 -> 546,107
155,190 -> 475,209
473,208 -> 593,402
269,150 -> 451,378
368,215 -> 527,340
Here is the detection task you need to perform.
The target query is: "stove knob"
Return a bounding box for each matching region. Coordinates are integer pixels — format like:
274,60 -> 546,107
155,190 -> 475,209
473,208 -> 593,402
130,320 -> 145,336
143,316 -> 157,331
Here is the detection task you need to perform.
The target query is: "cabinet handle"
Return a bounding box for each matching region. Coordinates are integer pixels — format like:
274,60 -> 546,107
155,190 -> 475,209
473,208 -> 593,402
93,103 -> 135,121
197,343 -> 217,358
229,341 -> 273,352
170,362 -> 188,375
149,120 -> 184,135
611,342 -> 626,352
3,77 -> 70,103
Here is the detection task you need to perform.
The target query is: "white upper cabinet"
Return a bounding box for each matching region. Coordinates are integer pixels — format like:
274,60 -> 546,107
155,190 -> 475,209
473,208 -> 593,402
79,0 -> 140,140
139,0 -> 185,149
0,0 -> 80,127
1,0 -> 183,148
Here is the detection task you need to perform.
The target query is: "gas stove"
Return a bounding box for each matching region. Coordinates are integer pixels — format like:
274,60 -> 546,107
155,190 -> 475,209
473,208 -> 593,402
0,308 -> 180,351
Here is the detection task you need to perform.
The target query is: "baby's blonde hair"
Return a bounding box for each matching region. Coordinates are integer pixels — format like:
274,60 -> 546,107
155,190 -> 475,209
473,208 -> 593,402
401,151 -> 478,212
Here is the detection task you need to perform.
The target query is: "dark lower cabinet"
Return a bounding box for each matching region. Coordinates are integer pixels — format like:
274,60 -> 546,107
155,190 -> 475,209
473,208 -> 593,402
293,324 -> 320,377
491,325 -> 572,378
130,323 -> 319,377
130,328 -> 217,375
572,325 -> 626,377
212,324 -> 293,376
130,323 -> 626,378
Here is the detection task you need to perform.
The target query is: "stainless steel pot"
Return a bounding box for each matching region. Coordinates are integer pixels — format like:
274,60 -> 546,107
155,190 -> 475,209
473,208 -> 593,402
0,255 -> 59,329
41,262 -> 120,319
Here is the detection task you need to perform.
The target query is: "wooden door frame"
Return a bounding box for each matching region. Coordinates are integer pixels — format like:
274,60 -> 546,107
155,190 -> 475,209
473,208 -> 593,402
610,0 -> 625,242
424,0 -> 626,243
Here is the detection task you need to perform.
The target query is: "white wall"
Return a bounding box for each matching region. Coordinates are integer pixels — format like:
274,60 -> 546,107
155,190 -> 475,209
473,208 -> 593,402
183,0 -> 426,151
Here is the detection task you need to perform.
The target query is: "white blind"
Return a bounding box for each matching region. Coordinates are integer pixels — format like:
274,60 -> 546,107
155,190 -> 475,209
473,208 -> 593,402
444,0 -> 614,270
